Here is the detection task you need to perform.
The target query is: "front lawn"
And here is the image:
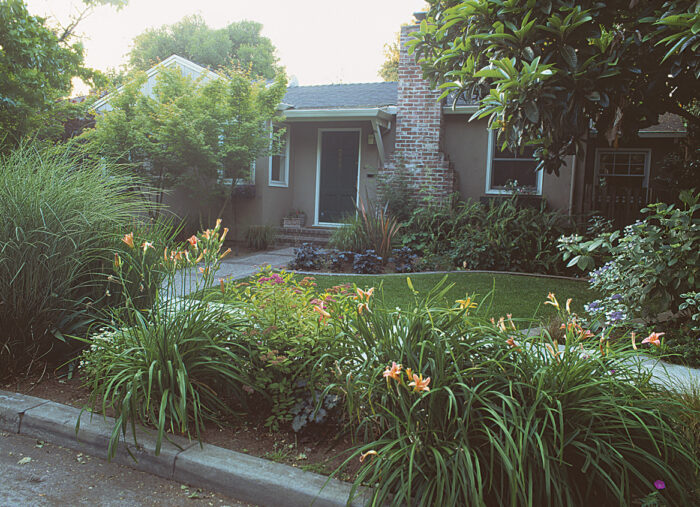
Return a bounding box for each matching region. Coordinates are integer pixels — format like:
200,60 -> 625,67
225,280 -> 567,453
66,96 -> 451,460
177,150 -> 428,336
291,272 -> 596,320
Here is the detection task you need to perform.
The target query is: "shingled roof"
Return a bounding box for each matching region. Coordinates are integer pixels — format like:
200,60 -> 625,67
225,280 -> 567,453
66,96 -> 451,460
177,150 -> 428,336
282,82 -> 398,110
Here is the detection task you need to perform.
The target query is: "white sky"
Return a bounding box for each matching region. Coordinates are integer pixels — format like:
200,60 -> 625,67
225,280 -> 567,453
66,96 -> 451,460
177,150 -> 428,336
26,0 -> 428,94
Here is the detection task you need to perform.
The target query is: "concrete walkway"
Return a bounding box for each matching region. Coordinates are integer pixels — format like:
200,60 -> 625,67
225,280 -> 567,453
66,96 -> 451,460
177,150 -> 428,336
169,247 -> 296,296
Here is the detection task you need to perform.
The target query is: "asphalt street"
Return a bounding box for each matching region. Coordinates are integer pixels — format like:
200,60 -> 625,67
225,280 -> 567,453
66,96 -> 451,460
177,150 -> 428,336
0,431 -> 252,507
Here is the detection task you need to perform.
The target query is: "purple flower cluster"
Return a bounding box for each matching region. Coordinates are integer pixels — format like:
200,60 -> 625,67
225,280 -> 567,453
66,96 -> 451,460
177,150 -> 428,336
258,273 -> 284,285
589,262 -> 613,284
605,310 -> 626,324
584,300 -> 602,313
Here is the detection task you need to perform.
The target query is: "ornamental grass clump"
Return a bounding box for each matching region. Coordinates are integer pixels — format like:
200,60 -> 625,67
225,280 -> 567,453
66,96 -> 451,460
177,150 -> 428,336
0,142 -> 154,376
323,279 -> 700,506
79,220 -> 247,457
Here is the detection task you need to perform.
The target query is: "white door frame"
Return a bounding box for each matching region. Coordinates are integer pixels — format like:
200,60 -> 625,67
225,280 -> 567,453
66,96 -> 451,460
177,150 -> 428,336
314,127 -> 362,226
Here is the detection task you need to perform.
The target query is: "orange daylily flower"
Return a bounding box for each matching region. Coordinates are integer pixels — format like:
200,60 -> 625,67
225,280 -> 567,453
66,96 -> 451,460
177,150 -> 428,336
354,287 -> 375,302
357,302 -> 369,314
359,450 -> 378,463
313,305 -> 331,323
565,298 -> 572,314
382,362 -> 402,381
544,292 -> 559,309
122,232 -> 134,248
405,368 -> 413,381
408,373 -> 431,393
141,241 -> 153,252
220,227 -> 229,242
641,331 -> 664,347
506,337 -> 519,349
456,297 -> 478,312
545,343 -> 561,363
187,235 -> 198,248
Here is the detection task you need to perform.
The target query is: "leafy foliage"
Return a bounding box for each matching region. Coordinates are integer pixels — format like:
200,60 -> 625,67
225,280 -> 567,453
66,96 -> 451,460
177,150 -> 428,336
129,15 -> 279,79
377,167 -> 417,223
390,247 -> 418,273
403,196 -> 576,274
561,191 -> 700,322
289,243 -> 325,271
221,270 -> 354,431
378,32 -> 399,81
322,280 -> 700,505
81,65 -> 286,221
0,0 -> 94,150
80,220 -> 244,457
411,0 -> 700,174
0,142 -> 154,375
245,225 -> 276,251
330,199 -> 401,261
352,250 -> 383,274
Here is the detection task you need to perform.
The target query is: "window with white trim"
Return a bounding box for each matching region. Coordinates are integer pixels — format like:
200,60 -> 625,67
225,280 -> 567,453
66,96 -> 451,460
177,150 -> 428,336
486,131 -> 542,194
595,149 -> 650,188
269,128 -> 289,187
217,160 -> 255,186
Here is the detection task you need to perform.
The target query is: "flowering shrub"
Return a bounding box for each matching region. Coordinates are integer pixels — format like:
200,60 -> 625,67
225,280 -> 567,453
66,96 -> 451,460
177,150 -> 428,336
79,219 -> 243,457
320,281 -> 700,505
221,269 -> 355,431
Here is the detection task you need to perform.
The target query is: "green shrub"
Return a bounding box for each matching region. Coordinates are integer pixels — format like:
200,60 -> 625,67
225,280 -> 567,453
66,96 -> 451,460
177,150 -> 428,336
321,281 -> 700,505
377,168 -> 416,223
0,142 -> 153,375
245,224 -> 276,251
329,213 -> 371,252
330,198 -> 401,260
221,269 -> 355,431
562,191 -> 699,322
403,196 -> 577,274
80,220 -> 244,457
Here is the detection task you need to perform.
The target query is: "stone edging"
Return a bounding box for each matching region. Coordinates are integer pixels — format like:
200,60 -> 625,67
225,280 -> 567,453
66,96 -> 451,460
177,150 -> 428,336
291,269 -> 587,282
0,390 -> 368,507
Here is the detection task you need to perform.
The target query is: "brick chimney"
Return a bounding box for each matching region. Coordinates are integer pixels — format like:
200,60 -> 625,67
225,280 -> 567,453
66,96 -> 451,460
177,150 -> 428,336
381,16 -> 455,201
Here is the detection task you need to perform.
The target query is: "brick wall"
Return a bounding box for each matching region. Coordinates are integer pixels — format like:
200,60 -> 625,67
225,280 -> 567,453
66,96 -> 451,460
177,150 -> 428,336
380,23 -> 455,202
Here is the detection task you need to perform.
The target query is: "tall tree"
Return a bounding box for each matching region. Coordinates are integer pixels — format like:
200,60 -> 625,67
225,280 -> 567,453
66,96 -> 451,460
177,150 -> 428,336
129,15 -> 279,79
0,0 -> 127,151
378,33 -> 399,81
81,65 -> 287,224
411,0 -> 700,174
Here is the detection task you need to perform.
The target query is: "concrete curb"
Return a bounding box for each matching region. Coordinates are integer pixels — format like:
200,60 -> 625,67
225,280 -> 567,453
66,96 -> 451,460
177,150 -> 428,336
291,269 -> 587,282
0,390 -> 368,507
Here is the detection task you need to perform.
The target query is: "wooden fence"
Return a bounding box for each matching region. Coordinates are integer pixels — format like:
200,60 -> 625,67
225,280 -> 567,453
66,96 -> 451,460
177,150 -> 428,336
583,184 -> 653,228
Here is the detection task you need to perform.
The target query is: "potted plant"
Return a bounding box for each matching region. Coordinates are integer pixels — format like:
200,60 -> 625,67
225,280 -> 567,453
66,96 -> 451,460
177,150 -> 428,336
283,209 -> 306,229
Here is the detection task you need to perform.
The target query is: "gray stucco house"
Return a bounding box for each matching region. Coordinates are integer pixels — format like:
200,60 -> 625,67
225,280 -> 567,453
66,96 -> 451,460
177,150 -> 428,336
94,18 -> 687,234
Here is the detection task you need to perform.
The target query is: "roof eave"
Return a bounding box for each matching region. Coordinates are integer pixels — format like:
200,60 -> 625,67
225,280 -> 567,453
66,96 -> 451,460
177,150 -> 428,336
442,105 -> 479,114
282,107 -> 396,122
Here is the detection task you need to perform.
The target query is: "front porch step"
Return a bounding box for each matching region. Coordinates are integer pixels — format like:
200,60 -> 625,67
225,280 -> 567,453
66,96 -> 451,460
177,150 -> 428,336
274,226 -> 335,247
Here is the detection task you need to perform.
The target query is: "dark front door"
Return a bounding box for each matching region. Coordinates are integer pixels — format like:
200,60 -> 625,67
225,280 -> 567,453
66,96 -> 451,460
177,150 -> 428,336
318,130 -> 359,223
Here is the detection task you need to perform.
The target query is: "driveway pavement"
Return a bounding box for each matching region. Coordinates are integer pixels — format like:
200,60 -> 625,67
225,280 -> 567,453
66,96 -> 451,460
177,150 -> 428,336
0,431 -> 251,507
168,247 -> 296,296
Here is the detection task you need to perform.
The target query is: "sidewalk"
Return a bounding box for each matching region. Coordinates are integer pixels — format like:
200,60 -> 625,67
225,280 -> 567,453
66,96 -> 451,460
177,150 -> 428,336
169,247 -> 296,296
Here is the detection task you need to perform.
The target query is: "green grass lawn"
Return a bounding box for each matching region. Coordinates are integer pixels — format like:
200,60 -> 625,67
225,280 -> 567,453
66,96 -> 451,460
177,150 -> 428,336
290,272 -> 597,321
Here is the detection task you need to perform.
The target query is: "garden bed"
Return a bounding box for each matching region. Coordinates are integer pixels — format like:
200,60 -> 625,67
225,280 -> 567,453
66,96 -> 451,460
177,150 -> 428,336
6,369 -> 358,480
